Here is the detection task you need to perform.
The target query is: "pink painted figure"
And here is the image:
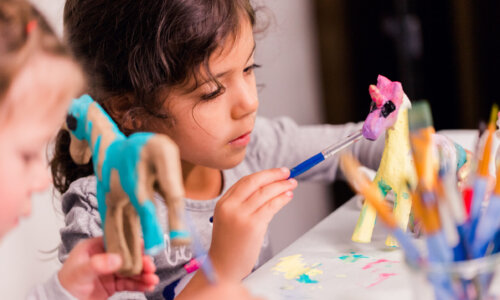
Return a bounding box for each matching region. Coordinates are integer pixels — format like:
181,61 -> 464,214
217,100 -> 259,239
362,75 -> 405,141
353,75 -> 414,246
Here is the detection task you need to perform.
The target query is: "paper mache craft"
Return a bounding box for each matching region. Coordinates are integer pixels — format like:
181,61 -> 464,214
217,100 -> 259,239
353,75 -> 469,247
353,75 -> 416,246
64,94 -> 190,276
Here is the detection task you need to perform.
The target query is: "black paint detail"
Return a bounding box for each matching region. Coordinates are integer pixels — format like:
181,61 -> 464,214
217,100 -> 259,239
66,114 -> 77,131
381,100 -> 396,118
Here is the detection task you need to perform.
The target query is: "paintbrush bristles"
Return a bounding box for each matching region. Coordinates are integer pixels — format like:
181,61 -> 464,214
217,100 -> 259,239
478,127 -> 493,177
489,104 -> 498,126
494,164 -> 500,195
410,128 -> 437,191
477,105 -> 499,177
408,101 -> 433,132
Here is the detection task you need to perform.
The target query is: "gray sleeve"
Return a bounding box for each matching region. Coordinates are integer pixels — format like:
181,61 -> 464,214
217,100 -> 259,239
26,274 -> 77,300
58,177 -> 147,300
248,116 -> 385,182
58,176 -> 102,263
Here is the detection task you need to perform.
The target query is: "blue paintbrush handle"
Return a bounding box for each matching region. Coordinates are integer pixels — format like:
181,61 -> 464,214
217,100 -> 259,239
184,211 -> 217,284
426,233 -> 456,300
472,194 -> 500,258
469,177 -> 488,242
289,153 -> 325,178
493,232 -> 500,254
289,130 -> 364,179
453,224 -> 469,261
391,228 -> 422,265
427,232 -> 454,264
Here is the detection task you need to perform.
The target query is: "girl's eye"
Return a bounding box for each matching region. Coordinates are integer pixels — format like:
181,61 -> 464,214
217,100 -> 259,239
244,63 -> 261,74
201,86 -> 225,100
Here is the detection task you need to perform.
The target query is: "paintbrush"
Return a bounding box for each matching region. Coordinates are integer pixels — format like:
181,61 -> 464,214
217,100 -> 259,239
409,101 -> 456,299
340,153 -> 422,265
289,129 -> 364,178
469,105 -> 498,245
435,148 -> 470,261
435,151 -> 459,249
472,147 -> 500,258
184,211 -> 217,284
461,122 -> 487,218
409,101 -> 453,261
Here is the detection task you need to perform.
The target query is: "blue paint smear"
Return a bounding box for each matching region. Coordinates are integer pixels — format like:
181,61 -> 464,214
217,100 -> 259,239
339,252 -> 369,262
296,274 -> 318,284
352,254 -> 369,262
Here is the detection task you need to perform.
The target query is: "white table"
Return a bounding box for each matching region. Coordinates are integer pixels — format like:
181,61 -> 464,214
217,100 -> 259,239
243,130 -> 494,300
244,198 -> 415,300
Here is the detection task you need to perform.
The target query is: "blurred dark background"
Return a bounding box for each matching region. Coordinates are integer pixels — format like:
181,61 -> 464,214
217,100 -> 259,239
313,0 -> 500,207
314,0 -> 500,130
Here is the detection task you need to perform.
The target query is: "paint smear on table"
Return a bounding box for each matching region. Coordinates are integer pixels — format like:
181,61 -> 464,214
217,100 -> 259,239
280,285 -> 295,290
362,259 -> 399,270
367,273 -> 397,288
338,251 -> 369,263
272,254 -> 323,284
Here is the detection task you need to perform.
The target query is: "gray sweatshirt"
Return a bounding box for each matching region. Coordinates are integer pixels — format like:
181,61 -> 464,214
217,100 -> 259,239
58,116 -> 384,299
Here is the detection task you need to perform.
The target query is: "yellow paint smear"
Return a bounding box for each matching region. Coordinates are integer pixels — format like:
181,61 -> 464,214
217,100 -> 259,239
272,254 -> 323,280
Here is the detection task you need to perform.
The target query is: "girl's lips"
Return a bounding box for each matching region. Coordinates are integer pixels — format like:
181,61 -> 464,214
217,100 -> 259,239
229,132 -> 251,146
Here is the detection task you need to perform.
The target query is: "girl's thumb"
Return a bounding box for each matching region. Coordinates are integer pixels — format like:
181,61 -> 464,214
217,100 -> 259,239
90,253 -> 123,274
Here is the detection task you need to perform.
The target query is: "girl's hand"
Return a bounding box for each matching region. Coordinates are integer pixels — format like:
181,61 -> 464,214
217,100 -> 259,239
58,237 -> 159,300
209,167 -> 297,280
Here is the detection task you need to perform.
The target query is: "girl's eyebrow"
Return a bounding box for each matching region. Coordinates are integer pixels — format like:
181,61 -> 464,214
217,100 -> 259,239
245,43 -> 257,64
184,42 -> 257,94
212,42 -> 256,79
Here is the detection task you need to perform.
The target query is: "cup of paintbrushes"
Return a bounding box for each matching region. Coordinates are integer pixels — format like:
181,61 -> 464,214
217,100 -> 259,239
407,251 -> 500,300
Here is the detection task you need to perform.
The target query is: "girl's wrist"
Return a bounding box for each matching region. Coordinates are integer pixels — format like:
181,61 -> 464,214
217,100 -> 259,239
208,250 -> 241,281
57,269 -> 77,298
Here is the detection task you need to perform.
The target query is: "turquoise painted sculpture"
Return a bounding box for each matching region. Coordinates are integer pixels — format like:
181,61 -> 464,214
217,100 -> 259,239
64,94 -> 189,276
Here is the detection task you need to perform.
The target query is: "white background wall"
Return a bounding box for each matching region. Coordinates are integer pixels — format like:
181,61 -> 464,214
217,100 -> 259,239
252,0 -> 333,254
0,1 -> 332,298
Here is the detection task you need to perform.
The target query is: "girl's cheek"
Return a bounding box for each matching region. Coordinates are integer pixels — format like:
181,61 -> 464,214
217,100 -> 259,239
0,193 -> 19,236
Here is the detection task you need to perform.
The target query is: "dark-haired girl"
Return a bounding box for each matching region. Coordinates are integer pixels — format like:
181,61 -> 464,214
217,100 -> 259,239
52,1 -> 384,298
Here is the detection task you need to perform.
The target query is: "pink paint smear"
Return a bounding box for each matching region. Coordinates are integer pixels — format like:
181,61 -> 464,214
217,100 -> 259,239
367,273 -> 397,288
362,259 -> 399,270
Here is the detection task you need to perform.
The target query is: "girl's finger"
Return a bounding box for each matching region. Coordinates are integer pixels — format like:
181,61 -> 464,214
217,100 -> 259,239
252,191 -> 294,224
123,273 -> 160,285
115,278 -> 157,292
90,253 -> 123,275
76,236 -> 106,256
242,178 -> 297,213
222,168 -> 290,203
141,255 -> 156,273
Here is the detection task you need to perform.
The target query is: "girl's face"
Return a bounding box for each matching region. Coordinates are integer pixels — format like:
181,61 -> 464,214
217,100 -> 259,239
0,54 -> 78,239
163,18 -> 259,170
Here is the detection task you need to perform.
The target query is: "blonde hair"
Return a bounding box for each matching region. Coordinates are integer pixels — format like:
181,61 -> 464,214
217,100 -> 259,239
0,0 -> 81,102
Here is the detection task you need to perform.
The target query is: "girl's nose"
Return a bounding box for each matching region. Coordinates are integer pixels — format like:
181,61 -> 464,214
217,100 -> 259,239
231,81 -> 259,120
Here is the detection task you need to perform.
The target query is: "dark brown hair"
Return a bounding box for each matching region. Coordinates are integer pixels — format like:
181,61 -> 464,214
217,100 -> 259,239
51,0 -> 262,193
0,0 -> 71,101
